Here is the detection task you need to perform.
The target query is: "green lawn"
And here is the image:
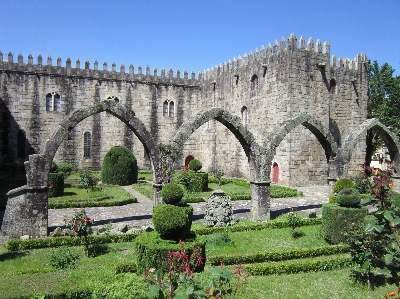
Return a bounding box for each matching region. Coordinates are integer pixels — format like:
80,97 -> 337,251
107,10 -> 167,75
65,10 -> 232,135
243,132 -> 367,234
0,223 -> 396,298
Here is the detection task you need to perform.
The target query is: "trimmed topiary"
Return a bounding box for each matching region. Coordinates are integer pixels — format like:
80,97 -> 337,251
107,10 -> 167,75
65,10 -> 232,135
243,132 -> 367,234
57,162 -> 72,178
337,188 -> 361,207
101,146 -> 138,185
333,178 -> 355,194
322,203 -> 368,244
50,161 -> 58,173
187,172 -> 208,192
161,183 -> 184,205
134,231 -> 206,274
152,204 -> 193,240
48,172 -> 64,197
188,159 -> 202,172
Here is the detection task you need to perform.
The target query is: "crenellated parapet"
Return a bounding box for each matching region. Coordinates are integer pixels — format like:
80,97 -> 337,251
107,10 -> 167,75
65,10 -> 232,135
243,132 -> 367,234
199,33 -> 369,87
0,51 -> 201,88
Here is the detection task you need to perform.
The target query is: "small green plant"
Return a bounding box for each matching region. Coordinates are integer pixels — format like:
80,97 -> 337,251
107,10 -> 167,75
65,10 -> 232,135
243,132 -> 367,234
66,209 -> 93,257
213,171 -> 225,186
47,246 -> 80,270
80,170 -> 95,194
287,209 -> 301,238
207,230 -> 235,246
188,159 -> 202,172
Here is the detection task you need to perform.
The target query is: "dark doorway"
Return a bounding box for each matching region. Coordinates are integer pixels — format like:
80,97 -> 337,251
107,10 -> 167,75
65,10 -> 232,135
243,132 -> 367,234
273,162 -> 279,183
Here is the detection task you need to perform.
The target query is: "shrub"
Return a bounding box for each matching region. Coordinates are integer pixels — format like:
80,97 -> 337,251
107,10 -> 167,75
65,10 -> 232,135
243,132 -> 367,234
333,178 -> 355,193
161,183 -> 183,205
152,204 -> 193,240
57,162 -> 72,178
337,188 -> 361,207
321,203 -> 368,244
47,246 -> 80,270
352,175 -> 370,194
80,170 -> 95,194
102,146 -> 138,185
50,161 -> 58,173
188,159 -> 202,172
134,231 -> 206,274
187,172 -> 208,192
329,194 -> 338,203
48,172 -> 64,197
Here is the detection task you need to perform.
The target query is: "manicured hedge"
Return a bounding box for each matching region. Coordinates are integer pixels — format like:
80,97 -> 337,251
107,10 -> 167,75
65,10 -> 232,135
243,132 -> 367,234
48,173 -> 65,197
321,203 -> 368,244
134,231 -> 206,274
48,197 -> 137,209
244,255 -> 352,276
102,146 -> 138,185
6,233 -> 140,251
208,245 -> 349,265
187,172 -> 208,192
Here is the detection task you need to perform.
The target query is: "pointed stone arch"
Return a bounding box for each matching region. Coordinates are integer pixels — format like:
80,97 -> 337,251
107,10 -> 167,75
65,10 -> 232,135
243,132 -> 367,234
265,114 -> 337,163
1,99 -> 159,239
339,118 -> 400,177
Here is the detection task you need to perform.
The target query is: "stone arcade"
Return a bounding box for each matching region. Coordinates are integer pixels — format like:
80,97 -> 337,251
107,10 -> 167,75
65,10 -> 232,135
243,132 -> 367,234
1,33 -> 400,239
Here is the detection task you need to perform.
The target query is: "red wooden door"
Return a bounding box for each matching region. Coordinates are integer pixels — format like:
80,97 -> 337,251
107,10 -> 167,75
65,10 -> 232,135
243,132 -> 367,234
273,163 -> 279,183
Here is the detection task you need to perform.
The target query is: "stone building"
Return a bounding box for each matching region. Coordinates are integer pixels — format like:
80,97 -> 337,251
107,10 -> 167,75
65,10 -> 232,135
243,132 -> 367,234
3,34 -> 400,239
0,34 -> 368,186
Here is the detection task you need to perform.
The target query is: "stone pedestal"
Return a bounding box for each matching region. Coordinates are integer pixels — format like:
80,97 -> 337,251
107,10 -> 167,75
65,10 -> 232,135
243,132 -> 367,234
250,181 -> 270,221
153,183 -> 163,205
327,178 -> 337,194
1,185 -> 48,238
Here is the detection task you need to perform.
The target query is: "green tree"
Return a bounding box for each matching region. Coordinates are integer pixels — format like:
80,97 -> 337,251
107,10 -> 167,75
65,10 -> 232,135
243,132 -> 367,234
366,61 -> 400,165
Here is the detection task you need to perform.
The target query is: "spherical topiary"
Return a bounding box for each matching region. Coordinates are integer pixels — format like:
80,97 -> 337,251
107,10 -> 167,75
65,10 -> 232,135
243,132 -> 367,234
153,204 -> 193,240
101,146 -> 138,185
188,159 -> 202,172
333,178 -> 355,194
50,161 -> 58,173
161,183 -> 184,205
337,188 -> 361,207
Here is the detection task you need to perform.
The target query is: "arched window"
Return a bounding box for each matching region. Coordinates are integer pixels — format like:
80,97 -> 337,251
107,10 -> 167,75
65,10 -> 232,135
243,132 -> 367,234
329,79 -> 336,94
251,75 -> 258,90
163,100 -> 175,117
17,130 -> 26,159
83,132 -> 91,158
241,106 -> 248,126
46,92 -> 61,111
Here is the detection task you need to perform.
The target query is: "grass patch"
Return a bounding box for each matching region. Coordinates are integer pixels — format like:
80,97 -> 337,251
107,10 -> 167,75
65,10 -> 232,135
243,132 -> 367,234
49,185 -> 137,209
132,180 -> 300,203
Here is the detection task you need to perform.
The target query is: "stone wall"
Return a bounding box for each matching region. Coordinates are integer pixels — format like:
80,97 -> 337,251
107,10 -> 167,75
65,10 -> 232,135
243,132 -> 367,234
0,34 -> 368,186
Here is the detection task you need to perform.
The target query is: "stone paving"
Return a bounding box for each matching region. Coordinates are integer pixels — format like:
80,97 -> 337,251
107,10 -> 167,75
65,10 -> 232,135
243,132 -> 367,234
46,185 -> 330,230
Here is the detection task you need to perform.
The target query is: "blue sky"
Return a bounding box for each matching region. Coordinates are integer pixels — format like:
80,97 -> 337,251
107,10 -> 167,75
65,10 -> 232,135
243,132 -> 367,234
0,0 -> 399,76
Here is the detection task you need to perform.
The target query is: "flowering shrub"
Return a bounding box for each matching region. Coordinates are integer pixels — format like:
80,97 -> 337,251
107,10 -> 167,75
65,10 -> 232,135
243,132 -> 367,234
66,209 -> 93,257
144,242 -> 246,299
348,165 -> 400,289
384,288 -> 400,298
176,169 -> 196,191
287,209 -> 304,238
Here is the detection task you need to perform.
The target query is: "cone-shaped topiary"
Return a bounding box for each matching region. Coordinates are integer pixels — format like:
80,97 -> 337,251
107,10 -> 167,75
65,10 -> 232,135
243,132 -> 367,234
101,146 -> 138,185
188,159 -> 202,172
161,183 -> 184,205
337,188 -> 361,207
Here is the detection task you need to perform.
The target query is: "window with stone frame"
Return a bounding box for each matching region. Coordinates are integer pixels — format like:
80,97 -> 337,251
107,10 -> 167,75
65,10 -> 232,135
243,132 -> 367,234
163,100 -> 175,117
329,79 -> 337,94
46,92 -> 61,111
83,132 -> 91,159
251,75 -> 259,91
241,106 -> 248,126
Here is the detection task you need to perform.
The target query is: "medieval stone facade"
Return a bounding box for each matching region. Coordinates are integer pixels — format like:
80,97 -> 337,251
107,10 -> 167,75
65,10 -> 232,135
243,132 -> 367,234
0,34 -> 369,187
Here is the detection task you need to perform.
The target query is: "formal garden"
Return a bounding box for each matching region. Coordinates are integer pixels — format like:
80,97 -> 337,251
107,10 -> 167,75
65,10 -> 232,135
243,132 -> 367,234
1,146 -> 400,298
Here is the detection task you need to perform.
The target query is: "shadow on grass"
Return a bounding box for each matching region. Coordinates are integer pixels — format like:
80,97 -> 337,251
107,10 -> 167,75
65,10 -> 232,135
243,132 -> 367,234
63,191 -> 79,196
350,270 -> 387,290
0,251 -> 27,261
89,244 -> 110,257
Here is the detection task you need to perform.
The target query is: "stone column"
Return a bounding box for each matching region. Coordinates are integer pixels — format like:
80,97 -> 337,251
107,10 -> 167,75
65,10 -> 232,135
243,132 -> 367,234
327,159 -> 339,193
250,181 -> 270,221
153,183 -> 163,206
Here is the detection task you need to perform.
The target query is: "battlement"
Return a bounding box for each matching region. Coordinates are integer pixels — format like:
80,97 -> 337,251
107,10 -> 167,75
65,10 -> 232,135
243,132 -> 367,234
202,33 -> 368,81
0,51 -> 201,87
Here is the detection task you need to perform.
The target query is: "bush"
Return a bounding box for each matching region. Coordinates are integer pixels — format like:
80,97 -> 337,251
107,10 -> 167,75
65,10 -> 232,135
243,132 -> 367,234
161,183 -> 184,205
329,194 -> 338,203
333,178 -> 355,193
102,146 -> 138,185
188,159 -> 202,172
187,172 -> 208,192
152,204 -> 193,240
47,246 -> 80,270
57,162 -> 72,178
48,173 -> 64,197
321,203 -> 368,244
352,175 -> 370,194
134,231 -> 206,274
337,188 -> 361,207
50,161 -> 58,173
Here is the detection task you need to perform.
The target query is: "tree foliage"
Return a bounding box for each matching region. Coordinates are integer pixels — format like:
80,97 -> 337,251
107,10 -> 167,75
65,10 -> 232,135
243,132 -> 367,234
366,61 -> 400,165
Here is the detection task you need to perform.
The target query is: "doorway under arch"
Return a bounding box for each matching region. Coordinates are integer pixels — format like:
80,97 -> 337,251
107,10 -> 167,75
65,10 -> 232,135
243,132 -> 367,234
272,162 -> 279,183
185,155 -> 194,167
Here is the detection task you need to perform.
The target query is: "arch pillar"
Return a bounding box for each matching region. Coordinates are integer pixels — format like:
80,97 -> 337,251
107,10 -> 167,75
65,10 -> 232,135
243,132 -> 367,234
250,181 -> 271,221
390,153 -> 400,194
